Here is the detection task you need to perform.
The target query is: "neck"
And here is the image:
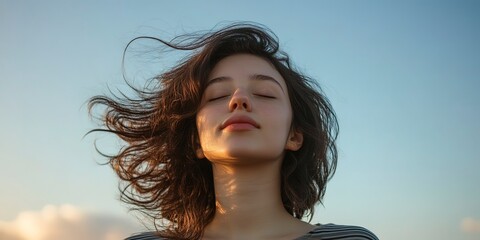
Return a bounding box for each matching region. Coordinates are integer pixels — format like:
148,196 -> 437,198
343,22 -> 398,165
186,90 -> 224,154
204,159 -> 303,238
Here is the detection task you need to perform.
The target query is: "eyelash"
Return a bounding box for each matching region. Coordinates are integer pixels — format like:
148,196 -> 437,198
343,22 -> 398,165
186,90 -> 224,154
208,94 -> 276,102
208,95 -> 229,102
254,94 -> 275,99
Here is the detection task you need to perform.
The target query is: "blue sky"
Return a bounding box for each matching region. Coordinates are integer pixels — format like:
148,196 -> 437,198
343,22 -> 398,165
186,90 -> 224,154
1,1 -> 479,239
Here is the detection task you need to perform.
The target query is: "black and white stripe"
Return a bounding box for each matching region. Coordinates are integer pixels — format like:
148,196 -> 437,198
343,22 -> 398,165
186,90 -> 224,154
299,223 -> 379,240
124,223 -> 379,240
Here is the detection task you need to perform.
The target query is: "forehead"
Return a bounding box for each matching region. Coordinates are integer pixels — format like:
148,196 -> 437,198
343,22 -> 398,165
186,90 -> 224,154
208,54 -> 285,86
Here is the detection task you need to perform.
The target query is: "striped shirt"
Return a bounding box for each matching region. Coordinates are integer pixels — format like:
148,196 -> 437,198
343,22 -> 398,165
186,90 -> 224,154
125,223 -> 379,240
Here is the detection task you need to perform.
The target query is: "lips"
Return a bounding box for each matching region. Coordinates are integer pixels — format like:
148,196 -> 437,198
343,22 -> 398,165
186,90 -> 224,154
221,115 -> 260,130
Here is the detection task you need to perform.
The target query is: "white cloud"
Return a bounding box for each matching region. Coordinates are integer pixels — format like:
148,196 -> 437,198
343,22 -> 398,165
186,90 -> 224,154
461,217 -> 480,233
0,204 -> 145,240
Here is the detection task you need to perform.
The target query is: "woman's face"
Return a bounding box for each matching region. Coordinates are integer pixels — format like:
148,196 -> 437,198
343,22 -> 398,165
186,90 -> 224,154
195,54 -> 303,165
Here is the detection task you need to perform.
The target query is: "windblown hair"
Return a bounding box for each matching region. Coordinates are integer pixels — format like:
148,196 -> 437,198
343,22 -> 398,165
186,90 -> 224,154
88,23 -> 338,240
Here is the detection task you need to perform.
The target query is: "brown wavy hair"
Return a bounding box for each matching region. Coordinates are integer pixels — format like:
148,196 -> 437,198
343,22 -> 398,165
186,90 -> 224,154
88,23 -> 338,240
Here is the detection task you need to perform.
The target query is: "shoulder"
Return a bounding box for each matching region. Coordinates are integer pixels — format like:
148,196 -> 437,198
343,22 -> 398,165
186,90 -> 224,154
124,232 -> 163,240
303,223 -> 379,240
125,224 -> 379,240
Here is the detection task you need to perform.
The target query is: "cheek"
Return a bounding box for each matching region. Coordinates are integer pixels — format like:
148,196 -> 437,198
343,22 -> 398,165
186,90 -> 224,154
196,110 -> 208,140
260,102 -> 293,126
196,108 -> 219,144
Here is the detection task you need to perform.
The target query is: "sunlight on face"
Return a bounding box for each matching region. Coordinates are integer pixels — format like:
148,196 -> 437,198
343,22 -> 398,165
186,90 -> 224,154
196,54 -> 301,166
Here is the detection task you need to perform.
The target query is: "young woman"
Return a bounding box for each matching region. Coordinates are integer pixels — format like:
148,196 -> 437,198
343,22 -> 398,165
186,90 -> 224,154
89,23 -> 378,240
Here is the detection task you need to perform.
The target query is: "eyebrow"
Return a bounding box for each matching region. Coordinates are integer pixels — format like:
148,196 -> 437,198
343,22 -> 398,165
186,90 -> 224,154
206,74 -> 285,92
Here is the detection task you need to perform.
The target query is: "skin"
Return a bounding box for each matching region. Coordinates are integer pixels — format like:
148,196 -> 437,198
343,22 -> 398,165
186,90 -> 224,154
196,54 -> 316,240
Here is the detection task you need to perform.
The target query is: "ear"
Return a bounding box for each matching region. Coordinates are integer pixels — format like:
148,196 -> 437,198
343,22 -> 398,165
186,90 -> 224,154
285,128 -> 303,151
194,134 -> 205,159
196,147 -> 205,159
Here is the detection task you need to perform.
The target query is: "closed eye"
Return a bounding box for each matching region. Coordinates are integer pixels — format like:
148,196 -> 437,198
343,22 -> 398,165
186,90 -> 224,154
254,94 -> 276,99
208,95 -> 229,102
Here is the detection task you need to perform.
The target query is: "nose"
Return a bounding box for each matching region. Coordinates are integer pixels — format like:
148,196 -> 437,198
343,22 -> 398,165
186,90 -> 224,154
229,90 -> 252,112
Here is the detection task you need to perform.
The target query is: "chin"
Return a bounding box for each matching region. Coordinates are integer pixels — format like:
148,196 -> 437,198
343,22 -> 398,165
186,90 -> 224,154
208,147 -> 283,163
